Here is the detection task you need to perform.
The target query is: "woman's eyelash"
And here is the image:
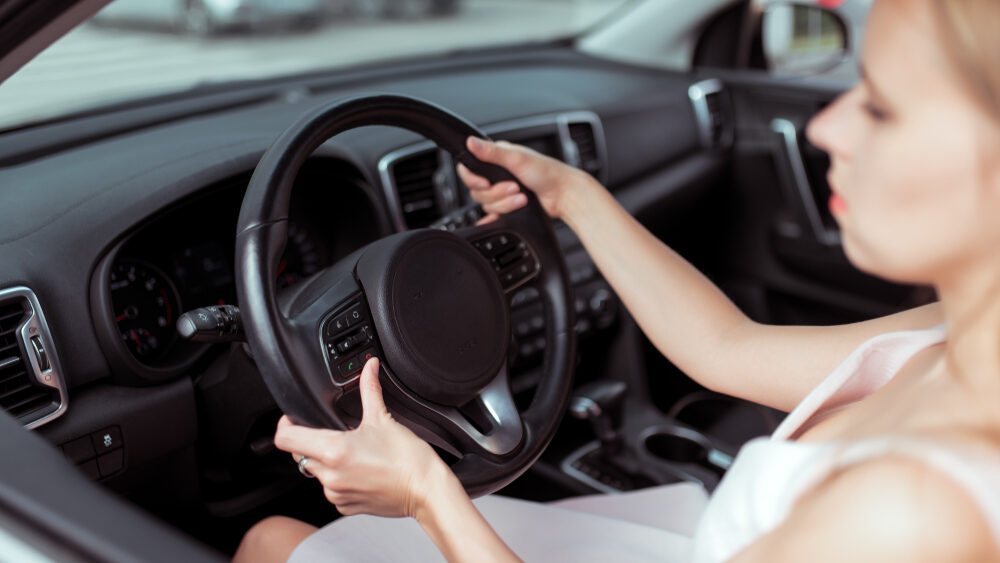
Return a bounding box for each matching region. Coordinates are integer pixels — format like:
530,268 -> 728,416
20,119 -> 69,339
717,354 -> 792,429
863,102 -> 888,121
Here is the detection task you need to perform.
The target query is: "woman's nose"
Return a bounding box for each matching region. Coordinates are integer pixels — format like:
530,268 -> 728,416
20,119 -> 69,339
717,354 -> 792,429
806,87 -> 858,158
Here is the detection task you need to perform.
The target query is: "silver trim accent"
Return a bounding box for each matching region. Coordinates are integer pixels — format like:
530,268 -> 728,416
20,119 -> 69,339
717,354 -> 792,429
560,441 -> 623,495
568,396 -> 602,418
771,118 -> 841,246
0,286 -> 68,429
377,111 -> 608,232
0,523 -> 56,563
387,363 -> 524,457
687,79 -> 733,150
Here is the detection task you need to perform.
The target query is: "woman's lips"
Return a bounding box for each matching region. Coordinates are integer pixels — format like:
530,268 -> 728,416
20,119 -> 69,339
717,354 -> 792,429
829,192 -> 847,214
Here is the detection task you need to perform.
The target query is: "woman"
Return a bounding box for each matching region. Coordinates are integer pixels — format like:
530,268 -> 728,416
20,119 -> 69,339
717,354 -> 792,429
235,0 -> 1000,560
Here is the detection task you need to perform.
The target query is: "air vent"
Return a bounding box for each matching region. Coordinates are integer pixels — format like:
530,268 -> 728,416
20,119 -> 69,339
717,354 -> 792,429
0,288 -> 66,428
688,79 -> 733,150
391,150 -> 442,229
703,92 -> 726,147
568,122 -> 603,179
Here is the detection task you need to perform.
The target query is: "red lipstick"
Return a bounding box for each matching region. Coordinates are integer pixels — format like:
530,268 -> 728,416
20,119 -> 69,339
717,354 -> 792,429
829,193 -> 847,214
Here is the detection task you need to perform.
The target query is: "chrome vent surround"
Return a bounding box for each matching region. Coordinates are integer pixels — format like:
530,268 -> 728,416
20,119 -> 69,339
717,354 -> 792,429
0,287 -> 67,429
688,79 -> 734,150
378,111 -> 607,231
384,148 -> 453,229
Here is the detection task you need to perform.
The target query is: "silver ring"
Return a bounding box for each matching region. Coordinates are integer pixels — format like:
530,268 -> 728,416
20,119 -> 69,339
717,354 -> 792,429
297,456 -> 316,478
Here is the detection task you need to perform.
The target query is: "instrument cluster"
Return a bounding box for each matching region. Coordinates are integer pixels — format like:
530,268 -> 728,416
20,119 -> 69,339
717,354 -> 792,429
102,160 -> 384,371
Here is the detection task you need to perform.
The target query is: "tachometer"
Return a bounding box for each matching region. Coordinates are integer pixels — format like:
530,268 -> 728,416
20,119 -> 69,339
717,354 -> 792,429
276,221 -> 324,289
110,261 -> 181,360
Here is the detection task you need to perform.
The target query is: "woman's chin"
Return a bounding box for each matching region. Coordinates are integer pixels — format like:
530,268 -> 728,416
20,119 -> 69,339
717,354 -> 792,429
841,236 -> 933,287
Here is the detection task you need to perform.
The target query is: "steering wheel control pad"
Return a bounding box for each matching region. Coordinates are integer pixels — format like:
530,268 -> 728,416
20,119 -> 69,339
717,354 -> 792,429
470,231 -> 539,292
356,230 -> 509,406
322,297 -> 380,384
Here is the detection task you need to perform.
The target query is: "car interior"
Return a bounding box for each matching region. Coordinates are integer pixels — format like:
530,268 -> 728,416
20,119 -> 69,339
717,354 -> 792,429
0,0 -> 935,559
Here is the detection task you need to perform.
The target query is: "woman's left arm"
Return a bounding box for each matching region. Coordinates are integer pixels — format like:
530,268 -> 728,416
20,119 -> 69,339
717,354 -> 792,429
731,456 -> 997,563
273,358 -> 520,563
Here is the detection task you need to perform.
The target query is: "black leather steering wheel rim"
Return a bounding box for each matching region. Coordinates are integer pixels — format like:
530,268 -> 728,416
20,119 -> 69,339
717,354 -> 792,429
235,94 -> 575,496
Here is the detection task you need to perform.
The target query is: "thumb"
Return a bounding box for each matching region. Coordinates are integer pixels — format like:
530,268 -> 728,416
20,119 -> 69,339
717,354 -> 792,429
359,357 -> 388,423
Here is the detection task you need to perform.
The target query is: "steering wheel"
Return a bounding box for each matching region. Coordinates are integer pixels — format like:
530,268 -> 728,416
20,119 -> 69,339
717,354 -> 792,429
235,94 -> 576,497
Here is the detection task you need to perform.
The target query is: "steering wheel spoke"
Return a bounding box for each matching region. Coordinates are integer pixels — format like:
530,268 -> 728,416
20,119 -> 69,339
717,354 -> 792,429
383,362 -> 524,457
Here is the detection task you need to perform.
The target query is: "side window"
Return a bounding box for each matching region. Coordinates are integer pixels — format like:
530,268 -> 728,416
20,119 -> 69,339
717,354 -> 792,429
756,0 -> 871,81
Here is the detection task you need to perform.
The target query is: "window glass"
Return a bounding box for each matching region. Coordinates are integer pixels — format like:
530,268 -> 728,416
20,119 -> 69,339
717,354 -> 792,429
0,0 -> 631,130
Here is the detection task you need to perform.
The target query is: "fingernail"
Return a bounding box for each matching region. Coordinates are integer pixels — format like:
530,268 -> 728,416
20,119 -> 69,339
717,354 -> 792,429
516,194 -> 528,205
468,137 -> 484,150
505,183 -> 519,194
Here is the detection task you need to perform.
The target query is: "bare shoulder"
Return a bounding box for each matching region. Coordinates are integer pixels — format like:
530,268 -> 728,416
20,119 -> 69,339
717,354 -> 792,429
733,455 -> 999,563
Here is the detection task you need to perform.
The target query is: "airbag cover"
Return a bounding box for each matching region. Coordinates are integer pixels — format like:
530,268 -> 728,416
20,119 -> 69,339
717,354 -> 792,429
356,230 -> 509,406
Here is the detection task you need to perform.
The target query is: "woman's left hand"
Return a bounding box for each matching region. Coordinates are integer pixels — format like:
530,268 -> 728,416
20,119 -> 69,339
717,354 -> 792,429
273,357 -> 452,518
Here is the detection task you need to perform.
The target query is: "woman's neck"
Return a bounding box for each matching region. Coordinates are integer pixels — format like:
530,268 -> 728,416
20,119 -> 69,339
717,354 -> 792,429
935,265 -> 1000,419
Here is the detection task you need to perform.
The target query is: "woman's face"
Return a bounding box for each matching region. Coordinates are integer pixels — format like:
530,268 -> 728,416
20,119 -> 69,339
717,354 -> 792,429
806,0 -> 1000,286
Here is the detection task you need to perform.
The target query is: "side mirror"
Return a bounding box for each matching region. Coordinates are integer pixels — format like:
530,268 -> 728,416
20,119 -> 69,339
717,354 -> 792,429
762,2 -> 849,76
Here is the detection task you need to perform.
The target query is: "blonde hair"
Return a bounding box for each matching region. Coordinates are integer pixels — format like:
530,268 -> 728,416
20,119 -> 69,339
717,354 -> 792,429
927,2 -> 1000,441
932,1 -> 1000,120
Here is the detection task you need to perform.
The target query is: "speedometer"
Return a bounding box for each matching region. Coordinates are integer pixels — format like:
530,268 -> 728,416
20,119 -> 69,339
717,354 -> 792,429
110,261 -> 181,360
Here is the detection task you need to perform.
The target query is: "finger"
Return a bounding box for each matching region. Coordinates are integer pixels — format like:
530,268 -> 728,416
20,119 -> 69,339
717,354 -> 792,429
274,423 -> 342,461
456,163 -> 490,191
323,488 -> 347,506
482,194 -> 528,216
335,503 -> 362,517
359,357 -> 389,423
475,213 -> 499,226
277,416 -> 304,462
468,183 -> 520,209
466,136 -> 525,172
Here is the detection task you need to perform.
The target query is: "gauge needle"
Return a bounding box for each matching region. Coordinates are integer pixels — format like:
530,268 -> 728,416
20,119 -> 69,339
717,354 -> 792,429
116,312 -> 128,322
131,331 -> 142,347
277,260 -> 288,276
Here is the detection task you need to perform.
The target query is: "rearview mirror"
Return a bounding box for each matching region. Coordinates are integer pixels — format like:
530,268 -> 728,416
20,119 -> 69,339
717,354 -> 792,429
762,3 -> 848,76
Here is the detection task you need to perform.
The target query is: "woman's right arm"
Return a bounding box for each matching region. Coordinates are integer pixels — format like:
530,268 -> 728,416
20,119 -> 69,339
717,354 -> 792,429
461,137 -> 941,412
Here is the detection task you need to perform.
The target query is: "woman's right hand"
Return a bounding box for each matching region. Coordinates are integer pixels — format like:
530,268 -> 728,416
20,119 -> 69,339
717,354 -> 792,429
458,136 -> 597,223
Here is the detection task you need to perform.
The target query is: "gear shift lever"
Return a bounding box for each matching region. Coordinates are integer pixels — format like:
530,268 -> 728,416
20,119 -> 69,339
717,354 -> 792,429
569,380 -> 628,456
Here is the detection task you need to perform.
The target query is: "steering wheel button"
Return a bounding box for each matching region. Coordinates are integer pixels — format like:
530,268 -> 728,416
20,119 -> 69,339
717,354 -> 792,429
357,347 -> 377,363
496,249 -> 523,268
338,358 -> 361,377
346,306 -> 364,325
515,321 -> 531,337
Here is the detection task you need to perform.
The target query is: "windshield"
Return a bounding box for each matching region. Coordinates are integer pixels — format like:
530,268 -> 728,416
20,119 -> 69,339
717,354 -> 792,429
0,0 -> 630,131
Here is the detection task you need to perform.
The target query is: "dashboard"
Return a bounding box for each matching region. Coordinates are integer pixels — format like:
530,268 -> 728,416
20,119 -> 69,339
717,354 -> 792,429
0,45 -> 722,528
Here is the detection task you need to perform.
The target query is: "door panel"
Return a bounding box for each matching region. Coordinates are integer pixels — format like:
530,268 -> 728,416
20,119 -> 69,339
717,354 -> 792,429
717,74 -> 932,326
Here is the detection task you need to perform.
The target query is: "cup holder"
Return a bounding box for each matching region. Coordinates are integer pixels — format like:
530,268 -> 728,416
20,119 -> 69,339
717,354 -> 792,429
644,432 -> 707,464
640,424 -> 733,478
